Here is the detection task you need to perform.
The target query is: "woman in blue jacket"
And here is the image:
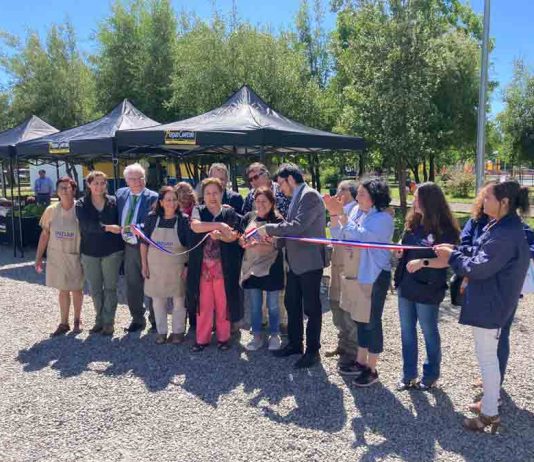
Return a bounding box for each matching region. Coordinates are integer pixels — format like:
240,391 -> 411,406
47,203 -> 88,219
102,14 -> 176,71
459,185 -> 534,414
436,181 -> 530,433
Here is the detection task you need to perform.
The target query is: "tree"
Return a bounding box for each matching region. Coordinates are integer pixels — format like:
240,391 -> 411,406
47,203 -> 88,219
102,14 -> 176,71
498,59 -> 534,166
1,22 -> 97,129
94,0 -> 177,121
331,0 -> 482,209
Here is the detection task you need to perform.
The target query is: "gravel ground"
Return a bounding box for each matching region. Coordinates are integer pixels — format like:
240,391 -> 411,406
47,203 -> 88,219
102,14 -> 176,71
1,245 -> 533,462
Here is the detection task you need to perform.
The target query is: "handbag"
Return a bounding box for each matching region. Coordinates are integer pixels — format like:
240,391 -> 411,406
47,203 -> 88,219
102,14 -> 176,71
449,273 -> 464,306
522,260 -> 534,294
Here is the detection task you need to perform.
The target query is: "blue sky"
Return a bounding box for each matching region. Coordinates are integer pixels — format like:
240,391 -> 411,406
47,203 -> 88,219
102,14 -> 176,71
1,0 -> 533,116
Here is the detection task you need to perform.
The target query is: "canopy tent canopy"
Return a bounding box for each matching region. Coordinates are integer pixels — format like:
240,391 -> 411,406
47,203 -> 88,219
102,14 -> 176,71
116,85 -> 365,157
16,99 -> 159,161
0,116 -> 58,159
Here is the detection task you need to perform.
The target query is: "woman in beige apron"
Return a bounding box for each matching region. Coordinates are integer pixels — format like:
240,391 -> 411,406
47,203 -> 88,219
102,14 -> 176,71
140,186 -> 189,344
325,179 -> 394,387
239,187 -> 285,351
35,177 -> 84,337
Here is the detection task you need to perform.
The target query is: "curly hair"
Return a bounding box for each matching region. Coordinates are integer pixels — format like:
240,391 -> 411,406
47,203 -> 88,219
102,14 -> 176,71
360,179 -> 391,211
175,181 -> 197,209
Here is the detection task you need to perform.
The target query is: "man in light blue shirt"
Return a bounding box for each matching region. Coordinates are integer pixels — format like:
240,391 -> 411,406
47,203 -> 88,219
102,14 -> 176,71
34,170 -> 55,205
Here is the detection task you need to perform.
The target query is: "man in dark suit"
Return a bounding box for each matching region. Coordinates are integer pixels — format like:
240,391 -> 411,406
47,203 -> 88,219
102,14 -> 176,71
263,163 -> 327,368
116,163 -> 158,332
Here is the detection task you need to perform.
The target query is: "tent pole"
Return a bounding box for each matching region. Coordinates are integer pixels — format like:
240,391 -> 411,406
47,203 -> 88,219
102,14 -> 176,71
1,160 -> 7,198
16,155 -> 24,258
55,161 -> 60,182
231,147 -> 238,192
112,142 -> 119,193
9,156 -> 16,257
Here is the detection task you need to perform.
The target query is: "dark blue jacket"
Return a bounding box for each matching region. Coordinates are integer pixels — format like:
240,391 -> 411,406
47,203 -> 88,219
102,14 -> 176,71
461,215 -> 534,259
450,213 -> 531,329
115,187 -> 159,226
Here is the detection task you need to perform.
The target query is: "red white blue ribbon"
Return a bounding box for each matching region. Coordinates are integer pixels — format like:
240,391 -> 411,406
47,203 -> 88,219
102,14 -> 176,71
245,224 -> 426,251
130,224 -> 208,256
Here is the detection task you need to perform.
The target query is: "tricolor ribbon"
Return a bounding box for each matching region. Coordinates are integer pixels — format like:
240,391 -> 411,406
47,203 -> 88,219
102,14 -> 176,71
130,224 -> 209,256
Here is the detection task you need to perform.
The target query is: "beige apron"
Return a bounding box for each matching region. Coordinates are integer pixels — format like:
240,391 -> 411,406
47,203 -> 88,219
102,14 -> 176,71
339,245 -> 373,323
240,214 -> 279,286
46,204 -> 84,291
144,217 -> 188,298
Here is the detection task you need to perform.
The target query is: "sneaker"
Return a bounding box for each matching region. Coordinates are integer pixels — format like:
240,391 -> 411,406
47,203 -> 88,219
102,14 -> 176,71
396,379 -> 418,391
268,335 -> 282,351
338,361 -> 367,377
245,336 -> 265,351
352,368 -> 379,387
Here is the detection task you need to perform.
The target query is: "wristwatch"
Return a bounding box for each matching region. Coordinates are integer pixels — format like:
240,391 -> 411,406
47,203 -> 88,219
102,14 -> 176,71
423,259 -> 430,266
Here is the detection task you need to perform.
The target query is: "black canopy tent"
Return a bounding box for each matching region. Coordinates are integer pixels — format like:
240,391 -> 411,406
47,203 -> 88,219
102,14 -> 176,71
0,116 -> 59,256
16,99 -> 161,194
16,99 -> 160,162
116,85 -> 365,158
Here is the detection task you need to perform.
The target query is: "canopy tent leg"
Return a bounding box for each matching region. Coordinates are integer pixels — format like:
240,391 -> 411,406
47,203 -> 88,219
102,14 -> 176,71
9,156 -> 16,257
230,148 -> 238,192
16,155 -> 24,258
1,160 -> 7,198
112,143 -> 119,193
55,161 -> 60,182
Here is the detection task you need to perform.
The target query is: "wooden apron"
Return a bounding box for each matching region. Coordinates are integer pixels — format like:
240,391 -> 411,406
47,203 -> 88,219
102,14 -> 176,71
46,204 -> 84,291
339,245 -> 373,323
144,217 -> 188,298
239,214 -> 279,287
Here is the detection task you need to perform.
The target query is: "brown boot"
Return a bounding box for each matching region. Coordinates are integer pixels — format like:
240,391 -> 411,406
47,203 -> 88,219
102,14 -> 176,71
102,325 -> 114,336
50,323 -> 70,337
463,414 -> 500,434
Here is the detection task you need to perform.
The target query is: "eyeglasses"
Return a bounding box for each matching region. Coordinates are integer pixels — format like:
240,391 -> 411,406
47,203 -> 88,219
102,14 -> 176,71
127,176 -> 144,182
248,173 -> 264,182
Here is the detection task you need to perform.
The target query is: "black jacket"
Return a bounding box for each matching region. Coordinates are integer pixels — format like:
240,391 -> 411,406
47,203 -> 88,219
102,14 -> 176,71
185,205 -> 244,322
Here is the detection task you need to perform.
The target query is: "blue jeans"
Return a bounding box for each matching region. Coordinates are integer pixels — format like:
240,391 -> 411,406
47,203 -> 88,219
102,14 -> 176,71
247,289 -> 280,335
398,296 -> 441,384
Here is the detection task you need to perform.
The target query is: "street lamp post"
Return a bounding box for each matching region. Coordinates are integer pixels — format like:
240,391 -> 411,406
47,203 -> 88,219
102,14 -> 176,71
476,0 -> 491,192
476,0 -> 490,192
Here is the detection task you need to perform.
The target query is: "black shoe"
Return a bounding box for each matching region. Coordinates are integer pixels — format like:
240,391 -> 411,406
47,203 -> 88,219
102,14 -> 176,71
352,368 -> 379,387
338,361 -> 367,377
294,351 -> 320,369
148,322 -> 157,334
416,380 -> 437,391
89,325 -> 103,334
272,344 -> 303,358
124,321 -> 146,333
396,379 -> 418,391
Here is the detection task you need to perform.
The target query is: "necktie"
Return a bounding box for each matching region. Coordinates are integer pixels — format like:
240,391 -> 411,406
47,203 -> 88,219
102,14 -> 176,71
125,195 -> 139,226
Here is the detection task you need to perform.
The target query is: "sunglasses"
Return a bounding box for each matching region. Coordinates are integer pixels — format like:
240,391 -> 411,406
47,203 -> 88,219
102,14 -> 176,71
248,173 -> 264,182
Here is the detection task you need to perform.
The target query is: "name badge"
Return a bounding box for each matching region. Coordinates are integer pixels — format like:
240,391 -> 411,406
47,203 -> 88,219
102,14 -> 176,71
55,230 -> 75,240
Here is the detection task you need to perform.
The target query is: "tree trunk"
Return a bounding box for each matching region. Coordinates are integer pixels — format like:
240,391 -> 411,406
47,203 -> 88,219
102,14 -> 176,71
422,159 -> 428,182
308,154 -> 317,189
397,161 -> 408,214
315,154 -> 321,192
410,164 -> 420,184
359,152 -> 365,177
429,154 -> 435,182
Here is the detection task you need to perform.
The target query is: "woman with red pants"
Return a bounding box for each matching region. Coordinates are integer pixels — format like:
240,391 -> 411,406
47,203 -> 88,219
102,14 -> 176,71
186,178 -> 243,352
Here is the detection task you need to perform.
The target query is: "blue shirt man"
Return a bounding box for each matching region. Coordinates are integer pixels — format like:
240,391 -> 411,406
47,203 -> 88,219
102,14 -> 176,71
34,170 -> 55,205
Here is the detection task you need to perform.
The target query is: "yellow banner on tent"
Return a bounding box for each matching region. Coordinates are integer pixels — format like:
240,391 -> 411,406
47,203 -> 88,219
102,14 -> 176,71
164,130 -> 196,145
48,141 -> 70,155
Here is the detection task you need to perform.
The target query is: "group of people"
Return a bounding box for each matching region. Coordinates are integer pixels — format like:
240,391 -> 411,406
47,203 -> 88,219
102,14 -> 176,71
35,160 -> 533,434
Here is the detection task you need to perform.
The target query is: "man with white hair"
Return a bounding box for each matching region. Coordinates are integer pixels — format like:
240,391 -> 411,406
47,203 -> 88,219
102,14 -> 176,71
207,163 -> 244,212
116,163 -> 159,332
